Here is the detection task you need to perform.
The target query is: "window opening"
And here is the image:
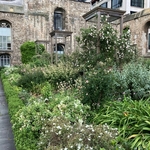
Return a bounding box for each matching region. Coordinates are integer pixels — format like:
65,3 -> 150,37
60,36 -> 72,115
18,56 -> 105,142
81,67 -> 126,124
148,28 -> 150,51
131,0 -> 144,8
54,43 -> 64,54
54,11 -> 63,30
100,2 -> 108,8
0,21 -> 11,51
0,54 -> 10,67
111,0 -> 122,9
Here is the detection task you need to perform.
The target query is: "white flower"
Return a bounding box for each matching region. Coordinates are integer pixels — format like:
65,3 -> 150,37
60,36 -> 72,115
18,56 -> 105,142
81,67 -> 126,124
56,126 -> 62,129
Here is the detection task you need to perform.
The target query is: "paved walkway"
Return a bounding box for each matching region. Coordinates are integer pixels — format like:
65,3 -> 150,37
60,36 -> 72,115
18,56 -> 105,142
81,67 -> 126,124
0,80 -> 16,150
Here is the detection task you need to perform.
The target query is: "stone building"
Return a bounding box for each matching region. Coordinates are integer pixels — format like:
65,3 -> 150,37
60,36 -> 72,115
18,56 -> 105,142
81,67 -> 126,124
88,0 -> 150,58
0,0 -> 90,66
1,0 -> 150,67
122,8 -> 150,57
91,0 -> 150,15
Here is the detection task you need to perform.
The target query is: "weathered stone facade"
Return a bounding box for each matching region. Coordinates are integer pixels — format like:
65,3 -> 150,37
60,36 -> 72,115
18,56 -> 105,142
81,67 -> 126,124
1,0 -> 150,66
0,0 -> 90,65
122,9 -> 150,57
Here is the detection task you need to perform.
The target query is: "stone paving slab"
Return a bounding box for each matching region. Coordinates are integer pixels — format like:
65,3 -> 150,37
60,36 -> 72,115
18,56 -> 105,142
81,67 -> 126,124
0,80 -> 16,150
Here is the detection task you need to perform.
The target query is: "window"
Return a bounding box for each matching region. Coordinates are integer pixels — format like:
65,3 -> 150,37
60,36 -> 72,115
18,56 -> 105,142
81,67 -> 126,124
131,0 -> 144,8
54,8 -> 65,30
100,2 -> 108,8
54,43 -> 64,55
130,11 -> 137,14
148,28 -> 150,51
0,54 -> 10,67
0,21 -> 11,51
111,0 -> 122,9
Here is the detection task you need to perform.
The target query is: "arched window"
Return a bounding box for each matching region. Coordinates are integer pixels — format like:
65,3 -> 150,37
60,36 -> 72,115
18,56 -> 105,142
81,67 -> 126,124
54,8 -> 65,30
148,27 -> 150,51
0,21 -> 11,51
54,43 -> 64,54
144,22 -> 150,53
0,54 -> 10,67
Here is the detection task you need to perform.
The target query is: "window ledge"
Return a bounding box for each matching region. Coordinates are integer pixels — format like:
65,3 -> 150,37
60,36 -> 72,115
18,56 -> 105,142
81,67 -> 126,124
0,50 -> 13,53
143,53 -> 150,58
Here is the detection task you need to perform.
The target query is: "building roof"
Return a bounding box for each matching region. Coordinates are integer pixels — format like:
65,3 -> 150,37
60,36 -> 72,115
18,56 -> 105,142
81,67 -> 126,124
83,7 -> 125,23
124,8 -> 150,23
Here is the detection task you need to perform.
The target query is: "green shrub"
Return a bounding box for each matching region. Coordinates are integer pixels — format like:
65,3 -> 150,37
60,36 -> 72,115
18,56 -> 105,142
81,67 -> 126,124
81,67 -> 114,109
94,98 -> 150,149
113,62 -> 150,100
31,52 -> 51,67
17,62 -> 79,92
17,68 -> 46,92
41,82 -> 53,99
51,94 -> 90,123
35,62 -> 79,90
1,78 -> 24,118
13,100 -> 52,150
20,41 -> 45,64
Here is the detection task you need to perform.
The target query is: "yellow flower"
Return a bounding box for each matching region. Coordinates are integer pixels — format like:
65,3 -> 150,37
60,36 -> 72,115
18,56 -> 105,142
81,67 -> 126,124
123,112 -> 128,117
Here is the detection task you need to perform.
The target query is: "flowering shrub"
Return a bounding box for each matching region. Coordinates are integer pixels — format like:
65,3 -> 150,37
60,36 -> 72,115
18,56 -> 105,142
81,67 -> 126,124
13,100 -> 52,150
17,62 -> 78,92
51,94 -> 90,123
38,116 -> 121,150
75,23 -> 136,70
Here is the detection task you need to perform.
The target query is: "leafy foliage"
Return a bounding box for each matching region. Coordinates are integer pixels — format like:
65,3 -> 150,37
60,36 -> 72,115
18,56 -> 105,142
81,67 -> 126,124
20,41 -> 45,64
38,116 -> 121,150
13,100 -> 52,150
81,67 -> 114,109
113,62 -> 150,100
17,68 -> 46,93
0,22 -> 144,150
75,23 -> 136,70
94,98 -> 150,149
31,52 -> 51,67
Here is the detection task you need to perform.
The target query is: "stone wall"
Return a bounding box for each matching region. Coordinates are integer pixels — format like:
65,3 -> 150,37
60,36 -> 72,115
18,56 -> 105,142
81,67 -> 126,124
0,0 -> 90,65
120,9 -> 150,57
1,0 -> 150,66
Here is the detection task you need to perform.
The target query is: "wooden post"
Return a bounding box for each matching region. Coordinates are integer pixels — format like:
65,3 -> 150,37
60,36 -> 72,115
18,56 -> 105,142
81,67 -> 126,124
64,36 -> 66,55
97,11 -> 101,30
51,36 -> 53,64
120,15 -> 123,36
97,11 -> 101,54
70,34 -> 72,53
55,33 -> 58,64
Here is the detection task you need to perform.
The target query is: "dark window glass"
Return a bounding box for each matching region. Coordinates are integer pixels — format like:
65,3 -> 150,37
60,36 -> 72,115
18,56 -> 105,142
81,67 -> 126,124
131,0 -> 144,8
111,0 -> 122,9
100,2 -> 108,8
54,44 -> 64,55
130,11 -> 137,14
149,33 -> 150,49
0,54 -> 10,67
54,12 -> 63,30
